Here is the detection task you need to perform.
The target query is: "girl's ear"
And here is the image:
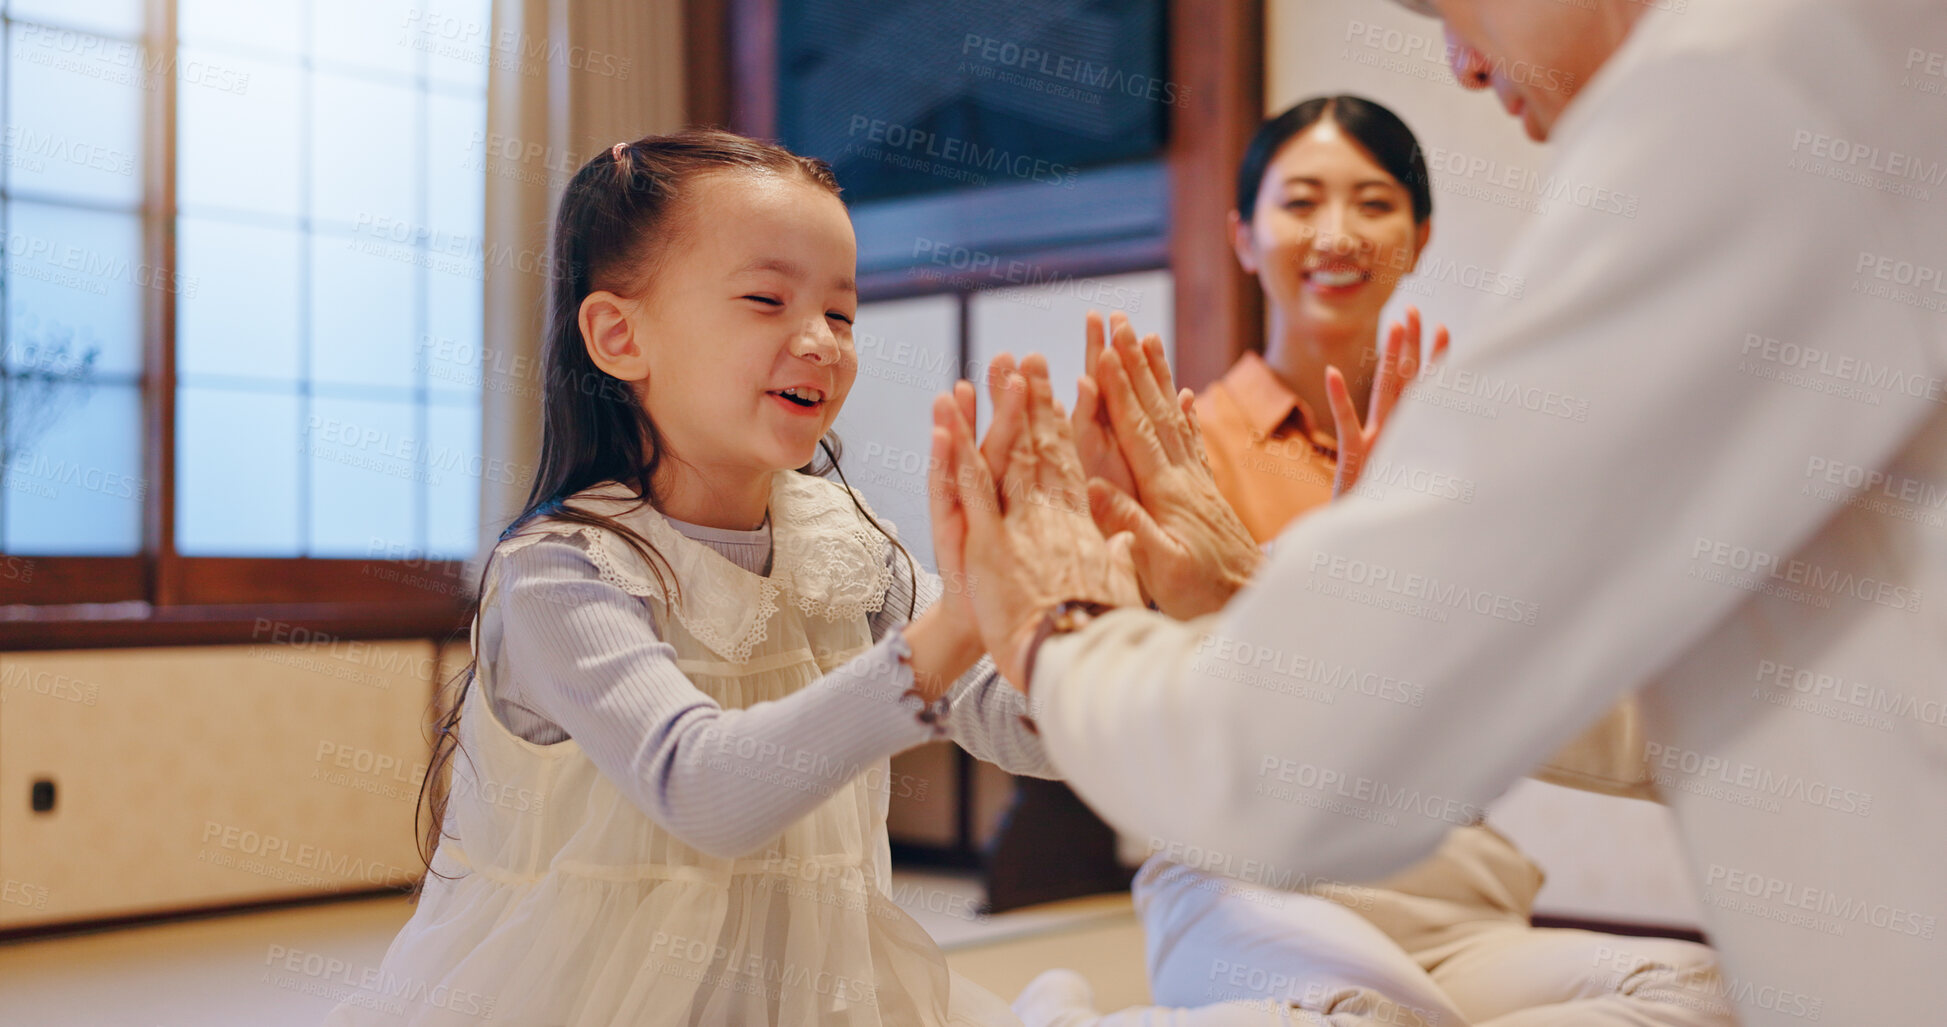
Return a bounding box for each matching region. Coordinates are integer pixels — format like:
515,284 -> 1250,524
1228,210 -> 1258,274
580,290 -> 649,381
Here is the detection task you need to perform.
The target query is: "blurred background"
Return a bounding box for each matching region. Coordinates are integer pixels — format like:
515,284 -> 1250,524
0,0 -> 1698,1022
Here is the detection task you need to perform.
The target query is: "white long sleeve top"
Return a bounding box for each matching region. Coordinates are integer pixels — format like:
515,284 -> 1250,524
479,511 -> 1052,860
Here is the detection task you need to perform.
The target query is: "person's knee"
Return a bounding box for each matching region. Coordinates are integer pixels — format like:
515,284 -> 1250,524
1588,938 -> 1737,1024
1133,856 -> 1207,917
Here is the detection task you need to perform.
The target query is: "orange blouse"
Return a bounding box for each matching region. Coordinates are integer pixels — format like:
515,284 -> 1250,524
1192,350 -> 1339,544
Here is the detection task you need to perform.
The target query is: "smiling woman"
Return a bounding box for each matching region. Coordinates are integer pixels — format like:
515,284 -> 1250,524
1200,95 -> 1434,539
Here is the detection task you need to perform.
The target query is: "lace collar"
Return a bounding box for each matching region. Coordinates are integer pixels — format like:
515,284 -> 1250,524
500,470 -> 895,664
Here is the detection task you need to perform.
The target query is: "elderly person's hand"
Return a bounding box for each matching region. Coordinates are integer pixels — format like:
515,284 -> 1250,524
1085,319 -> 1263,620
929,354 -> 1142,691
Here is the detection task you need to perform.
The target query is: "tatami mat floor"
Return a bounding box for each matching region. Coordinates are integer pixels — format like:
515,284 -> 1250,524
0,871 -> 1149,1026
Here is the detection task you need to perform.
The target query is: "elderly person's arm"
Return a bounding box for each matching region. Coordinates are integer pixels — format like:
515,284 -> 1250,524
931,53 -> 1939,884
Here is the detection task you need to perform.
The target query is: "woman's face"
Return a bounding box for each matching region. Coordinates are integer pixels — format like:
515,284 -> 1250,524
627,171 -> 860,479
1233,119 -> 1428,343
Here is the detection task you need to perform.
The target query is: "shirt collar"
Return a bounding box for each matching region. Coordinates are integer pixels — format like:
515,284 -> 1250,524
1221,350 -> 1329,445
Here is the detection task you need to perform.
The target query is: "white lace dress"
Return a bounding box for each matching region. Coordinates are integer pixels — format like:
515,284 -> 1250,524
325,471 -> 1024,1026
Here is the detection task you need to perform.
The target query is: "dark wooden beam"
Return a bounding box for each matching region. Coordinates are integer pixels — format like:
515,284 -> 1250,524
726,0 -> 778,138
683,0 -> 732,128
0,598 -> 469,651
1169,0 -> 1265,391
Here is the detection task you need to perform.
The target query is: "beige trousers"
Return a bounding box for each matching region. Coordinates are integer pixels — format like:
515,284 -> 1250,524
1018,831 -> 1734,1027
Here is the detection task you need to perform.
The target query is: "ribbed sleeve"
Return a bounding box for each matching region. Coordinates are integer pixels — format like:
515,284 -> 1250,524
482,537 -> 935,859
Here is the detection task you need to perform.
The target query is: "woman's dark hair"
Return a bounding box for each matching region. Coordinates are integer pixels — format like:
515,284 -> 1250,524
414,128 -> 917,881
1234,95 -> 1432,224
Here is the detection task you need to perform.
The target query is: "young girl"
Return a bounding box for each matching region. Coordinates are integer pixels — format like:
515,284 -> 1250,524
326,130 -> 1043,1026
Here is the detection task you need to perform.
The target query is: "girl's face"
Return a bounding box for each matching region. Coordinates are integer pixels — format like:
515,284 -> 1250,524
625,172 -> 860,480
1233,119 -> 1428,341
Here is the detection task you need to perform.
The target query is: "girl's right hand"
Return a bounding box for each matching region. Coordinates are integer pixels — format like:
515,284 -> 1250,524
1073,311 -> 1140,501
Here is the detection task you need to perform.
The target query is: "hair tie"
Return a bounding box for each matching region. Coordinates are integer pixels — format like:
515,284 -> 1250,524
611,141 -> 628,161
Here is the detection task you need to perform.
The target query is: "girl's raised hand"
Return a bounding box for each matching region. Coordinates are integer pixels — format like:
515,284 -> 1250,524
926,380 -> 982,612
1325,305 -> 1450,499
1073,311 -> 1138,500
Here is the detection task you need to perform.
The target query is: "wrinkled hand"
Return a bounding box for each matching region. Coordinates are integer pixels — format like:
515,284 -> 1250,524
1326,305 -> 1449,498
931,354 -> 1142,691
1086,318 -> 1262,620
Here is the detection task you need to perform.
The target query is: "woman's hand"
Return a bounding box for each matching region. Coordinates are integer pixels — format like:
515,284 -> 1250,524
932,354 -> 1142,691
1087,319 -> 1263,621
1325,305 -> 1450,498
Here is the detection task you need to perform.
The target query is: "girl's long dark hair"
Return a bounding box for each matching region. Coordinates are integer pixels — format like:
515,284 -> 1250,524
415,129 -> 916,882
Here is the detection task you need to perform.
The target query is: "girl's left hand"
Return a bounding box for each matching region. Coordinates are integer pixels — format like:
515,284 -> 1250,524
932,355 -> 1143,691
1324,305 -> 1450,499
926,379 -> 985,650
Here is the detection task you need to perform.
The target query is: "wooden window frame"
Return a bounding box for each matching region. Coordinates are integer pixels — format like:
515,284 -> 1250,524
0,0 -> 472,648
